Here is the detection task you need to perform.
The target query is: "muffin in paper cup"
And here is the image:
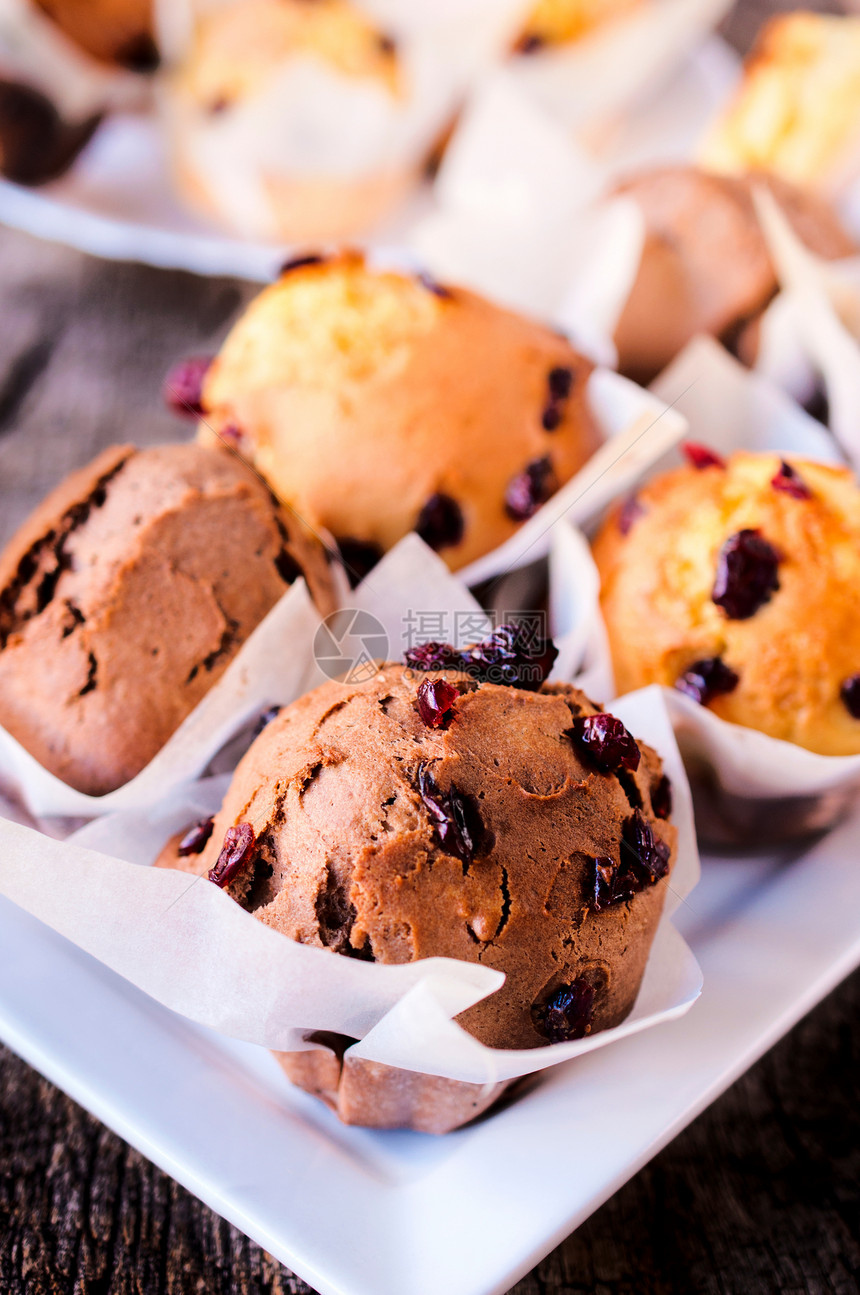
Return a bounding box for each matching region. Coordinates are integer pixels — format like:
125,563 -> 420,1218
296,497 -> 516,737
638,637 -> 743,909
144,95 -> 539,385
193,250 -> 688,607
0,652 -> 700,1134
0,441 -> 337,821
557,336 -> 860,847
154,0 -> 525,242
750,188 -> 860,473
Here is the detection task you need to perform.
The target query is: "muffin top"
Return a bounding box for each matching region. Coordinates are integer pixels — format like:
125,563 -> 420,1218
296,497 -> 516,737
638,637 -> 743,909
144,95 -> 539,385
173,0 -> 398,113
515,0 -> 640,52
163,655 -> 676,1050
0,442 -> 333,794
612,165 -> 854,384
198,252 -> 597,573
593,449 -> 860,755
34,0 -> 157,70
699,12 -> 860,189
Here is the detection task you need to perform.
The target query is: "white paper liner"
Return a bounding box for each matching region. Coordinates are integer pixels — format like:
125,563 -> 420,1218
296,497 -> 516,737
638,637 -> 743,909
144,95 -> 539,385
409,37 -> 738,361
0,683 -> 701,1087
0,578 -> 324,821
457,366 -> 688,588
750,187 -> 860,474
542,336 -> 860,810
0,0 -> 150,117
156,0 -> 526,240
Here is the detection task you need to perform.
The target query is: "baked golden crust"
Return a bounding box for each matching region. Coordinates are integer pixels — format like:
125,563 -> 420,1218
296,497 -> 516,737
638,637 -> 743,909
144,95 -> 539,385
173,0 -> 399,110
198,252 -> 598,571
34,0 -> 155,69
593,452 -> 860,755
699,12 -> 860,189
159,665 -> 676,1052
515,0 -> 640,50
0,443 -> 334,795
612,166 -> 854,384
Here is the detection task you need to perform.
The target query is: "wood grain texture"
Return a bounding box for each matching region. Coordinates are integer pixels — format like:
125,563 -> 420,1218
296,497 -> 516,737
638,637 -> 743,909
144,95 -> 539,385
1,1 -> 860,1288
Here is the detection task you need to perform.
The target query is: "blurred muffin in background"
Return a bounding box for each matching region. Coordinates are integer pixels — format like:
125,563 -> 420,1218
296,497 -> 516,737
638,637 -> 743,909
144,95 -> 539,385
612,165 -> 855,384
700,12 -> 860,192
160,0 -> 422,242
195,251 -> 598,575
593,449 -> 860,757
514,0 -> 641,52
33,0 -> 157,70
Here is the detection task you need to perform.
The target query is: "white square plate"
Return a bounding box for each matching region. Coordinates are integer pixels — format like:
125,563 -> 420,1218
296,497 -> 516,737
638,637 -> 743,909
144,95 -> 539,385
2,805 -> 860,1295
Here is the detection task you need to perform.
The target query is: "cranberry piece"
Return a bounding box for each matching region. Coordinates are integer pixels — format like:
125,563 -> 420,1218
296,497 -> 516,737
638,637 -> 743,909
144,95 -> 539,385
840,675 -> 860,718
404,641 -> 465,672
533,979 -> 595,1042
417,678 -> 459,728
208,823 -> 256,888
548,366 -> 574,402
567,713 -> 641,774
712,529 -> 780,619
516,33 -> 546,54
377,32 -> 397,55
541,404 -> 562,432
682,442 -> 725,470
177,816 -> 214,857
335,537 -> 383,588
279,253 -> 324,276
417,271 -> 451,299
771,460 -> 812,500
253,705 -> 281,736
117,33 -> 160,72
650,773 -> 673,821
417,763 -> 486,869
675,657 -> 739,705
218,423 -> 244,448
163,356 -> 212,418
621,810 -> 671,885
464,623 -> 558,689
415,493 -> 464,551
589,856 -> 618,912
505,456 -> 557,520
618,493 -> 644,535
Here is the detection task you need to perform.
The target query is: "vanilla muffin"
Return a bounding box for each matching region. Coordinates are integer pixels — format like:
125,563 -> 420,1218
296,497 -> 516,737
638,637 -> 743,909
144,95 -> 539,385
700,12 -> 860,192
514,0 -> 641,52
34,0 -> 157,69
593,449 -> 860,756
159,639 -> 676,1132
162,0 -> 414,242
197,252 -> 597,575
0,443 -> 334,795
612,166 -> 855,384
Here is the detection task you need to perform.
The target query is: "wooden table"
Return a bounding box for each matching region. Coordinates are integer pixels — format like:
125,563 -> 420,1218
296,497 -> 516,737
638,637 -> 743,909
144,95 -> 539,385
2,2 -> 860,1289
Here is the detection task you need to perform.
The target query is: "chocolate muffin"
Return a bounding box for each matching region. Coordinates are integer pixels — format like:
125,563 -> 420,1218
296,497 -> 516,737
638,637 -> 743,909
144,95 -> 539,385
196,252 -> 597,574
593,449 -> 860,756
0,443 -> 334,796
34,0 -> 157,70
160,637 -> 677,1131
162,0 -> 410,241
612,166 -> 855,384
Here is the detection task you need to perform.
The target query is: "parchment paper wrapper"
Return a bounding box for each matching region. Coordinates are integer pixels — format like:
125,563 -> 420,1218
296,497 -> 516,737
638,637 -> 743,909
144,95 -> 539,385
545,336 -> 860,846
409,35 -> 737,346
0,684 -> 701,1102
751,188 -> 860,474
155,0 -> 526,241
0,579 -> 324,822
0,0 -> 149,118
